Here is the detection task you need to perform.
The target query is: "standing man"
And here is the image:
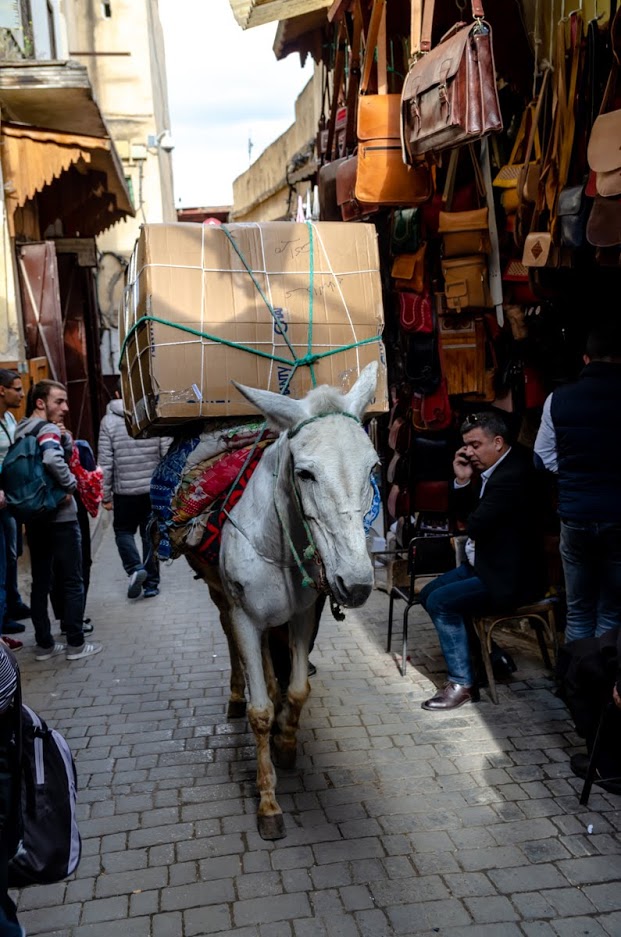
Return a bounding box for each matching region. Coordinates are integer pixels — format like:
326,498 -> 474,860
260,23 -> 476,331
535,324 -> 621,644
98,389 -> 169,599
0,370 -> 31,646
15,380 -> 101,661
419,412 -> 545,711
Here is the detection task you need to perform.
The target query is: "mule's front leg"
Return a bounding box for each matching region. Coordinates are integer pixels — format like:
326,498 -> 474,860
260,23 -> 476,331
272,606 -> 316,770
233,610 -> 286,841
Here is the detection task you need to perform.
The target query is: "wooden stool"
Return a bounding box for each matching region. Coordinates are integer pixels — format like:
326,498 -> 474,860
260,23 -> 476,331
472,597 -> 560,704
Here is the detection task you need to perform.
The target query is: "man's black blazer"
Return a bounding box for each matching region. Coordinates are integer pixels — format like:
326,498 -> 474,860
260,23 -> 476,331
452,445 -> 546,607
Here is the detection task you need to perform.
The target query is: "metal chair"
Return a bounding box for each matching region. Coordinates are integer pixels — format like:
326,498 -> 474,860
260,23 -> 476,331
386,535 -> 457,676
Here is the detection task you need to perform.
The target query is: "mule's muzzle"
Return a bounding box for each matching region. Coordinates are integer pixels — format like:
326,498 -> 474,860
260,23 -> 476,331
334,577 -> 373,608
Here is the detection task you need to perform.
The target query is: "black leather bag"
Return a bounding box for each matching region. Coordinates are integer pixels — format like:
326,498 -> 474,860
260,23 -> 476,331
558,184 -> 590,249
405,333 -> 441,395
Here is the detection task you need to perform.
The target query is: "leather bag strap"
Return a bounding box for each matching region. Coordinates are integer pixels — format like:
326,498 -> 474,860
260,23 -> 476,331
522,67 -> 551,170
410,0 -> 423,61
326,22 -> 347,160
360,0 -> 386,93
420,0 -> 485,54
344,1 -> 363,150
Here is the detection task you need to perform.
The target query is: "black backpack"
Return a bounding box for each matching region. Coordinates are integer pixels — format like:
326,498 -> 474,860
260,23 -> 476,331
3,421 -> 66,522
7,658 -> 81,887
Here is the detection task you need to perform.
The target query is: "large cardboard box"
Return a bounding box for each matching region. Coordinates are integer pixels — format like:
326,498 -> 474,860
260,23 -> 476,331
120,222 -> 387,436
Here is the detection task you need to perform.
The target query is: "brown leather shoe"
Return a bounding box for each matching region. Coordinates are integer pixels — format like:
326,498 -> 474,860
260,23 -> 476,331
421,681 -> 479,711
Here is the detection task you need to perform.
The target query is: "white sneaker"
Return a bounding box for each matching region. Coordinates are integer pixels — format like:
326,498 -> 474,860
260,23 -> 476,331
127,568 -> 147,599
66,642 -> 103,661
34,642 -> 65,662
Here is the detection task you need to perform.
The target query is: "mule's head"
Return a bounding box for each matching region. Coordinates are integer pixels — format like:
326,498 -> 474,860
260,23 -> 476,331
233,362 -> 380,608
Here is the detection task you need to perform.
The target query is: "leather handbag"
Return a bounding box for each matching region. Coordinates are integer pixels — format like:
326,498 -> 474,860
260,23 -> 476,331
514,68 -> 551,250
493,103 -> 541,190
503,259 -> 537,305
441,255 -> 492,311
391,243 -> 427,292
586,195 -> 621,248
411,434 -> 452,480
558,184 -> 590,249
336,154 -> 379,221
405,332 -> 441,394
391,208 -> 421,253
397,290 -> 433,333
412,380 -> 452,432
355,0 -> 431,209
438,145 -> 490,257
318,158 -> 348,221
439,207 -> 490,257
413,480 -> 449,513
587,10 -> 621,198
400,0 -> 502,162
438,314 -> 486,395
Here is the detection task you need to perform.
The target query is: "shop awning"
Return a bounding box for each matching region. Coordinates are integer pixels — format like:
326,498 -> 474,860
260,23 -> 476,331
1,124 -> 134,236
273,8 -> 328,61
230,0 -> 331,30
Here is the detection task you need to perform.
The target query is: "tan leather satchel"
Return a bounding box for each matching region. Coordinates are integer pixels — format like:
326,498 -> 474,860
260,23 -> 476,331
400,0 -> 502,162
441,255 -> 492,312
391,244 -> 427,292
587,11 -> 621,199
439,208 -> 490,257
355,0 -> 431,209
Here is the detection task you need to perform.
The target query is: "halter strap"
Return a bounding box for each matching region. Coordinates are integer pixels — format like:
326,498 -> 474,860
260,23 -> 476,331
287,410 -> 361,440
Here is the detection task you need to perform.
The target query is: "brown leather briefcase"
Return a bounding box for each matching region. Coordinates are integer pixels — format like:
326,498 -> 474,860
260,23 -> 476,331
401,0 -> 502,162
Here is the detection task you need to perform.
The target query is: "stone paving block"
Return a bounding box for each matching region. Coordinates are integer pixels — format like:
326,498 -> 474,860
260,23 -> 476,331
550,916 -> 610,936
353,908 -> 394,937
72,919 -> 152,937
129,889 -> 159,917
18,903 -> 82,932
511,891 -> 556,919
237,870 -> 283,900
464,895 -> 519,924
184,903 -> 232,935
94,866 -> 168,898
81,895 -> 129,923
582,883 -> 621,913
234,892 -> 312,927
556,855 -> 621,885
442,872 -> 496,898
161,879 -> 235,911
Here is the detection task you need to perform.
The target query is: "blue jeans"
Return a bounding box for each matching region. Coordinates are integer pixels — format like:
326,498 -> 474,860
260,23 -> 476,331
27,520 -> 85,649
419,564 -> 494,686
113,494 -> 159,589
560,520 -> 621,644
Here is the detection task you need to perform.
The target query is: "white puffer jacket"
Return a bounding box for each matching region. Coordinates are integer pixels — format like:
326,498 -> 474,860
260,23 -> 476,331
98,399 -> 171,500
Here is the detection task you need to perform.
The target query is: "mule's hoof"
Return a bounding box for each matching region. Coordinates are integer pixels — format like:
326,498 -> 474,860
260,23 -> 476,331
227,699 -> 247,719
258,813 -> 286,840
271,742 -> 297,770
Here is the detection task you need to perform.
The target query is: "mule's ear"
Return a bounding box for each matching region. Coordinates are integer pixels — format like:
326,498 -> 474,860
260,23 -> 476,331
232,381 -> 305,432
342,361 -> 379,419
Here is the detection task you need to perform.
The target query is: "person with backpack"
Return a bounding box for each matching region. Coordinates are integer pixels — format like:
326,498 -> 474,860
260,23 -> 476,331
11,381 -> 101,662
0,370 -> 32,652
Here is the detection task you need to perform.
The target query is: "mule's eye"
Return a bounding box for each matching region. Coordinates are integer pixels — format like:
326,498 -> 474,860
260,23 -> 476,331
297,469 -> 315,482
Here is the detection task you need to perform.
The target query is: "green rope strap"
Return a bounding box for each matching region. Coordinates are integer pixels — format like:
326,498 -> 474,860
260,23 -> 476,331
287,410 -> 361,440
118,315 -> 380,377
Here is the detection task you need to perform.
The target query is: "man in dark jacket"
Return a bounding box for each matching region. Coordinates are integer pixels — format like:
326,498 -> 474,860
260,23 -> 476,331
420,411 -> 545,711
534,325 -> 621,644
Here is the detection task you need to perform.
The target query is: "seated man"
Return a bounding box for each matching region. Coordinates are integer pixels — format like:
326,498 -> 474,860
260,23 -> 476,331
419,411 -> 546,711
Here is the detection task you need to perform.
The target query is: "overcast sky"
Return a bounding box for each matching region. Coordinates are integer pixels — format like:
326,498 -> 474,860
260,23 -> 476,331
158,0 -> 313,209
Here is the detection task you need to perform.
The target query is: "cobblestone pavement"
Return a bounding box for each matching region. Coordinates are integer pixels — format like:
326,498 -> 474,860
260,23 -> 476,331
13,527 -> 621,937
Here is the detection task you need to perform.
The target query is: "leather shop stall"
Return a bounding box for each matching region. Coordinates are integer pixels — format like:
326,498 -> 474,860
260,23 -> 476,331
0,61 -> 135,449
304,0 -> 620,556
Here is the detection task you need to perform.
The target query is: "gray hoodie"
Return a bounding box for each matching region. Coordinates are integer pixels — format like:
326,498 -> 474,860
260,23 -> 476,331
98,399 -> 170,499
14,416 -> 77,523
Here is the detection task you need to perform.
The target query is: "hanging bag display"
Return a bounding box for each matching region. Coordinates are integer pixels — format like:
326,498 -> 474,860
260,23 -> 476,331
400,0 -> 502,162
493,103 -> 542,190
349,0 -> 431,213
441,255 -> 492,311
397,289 -> 433,333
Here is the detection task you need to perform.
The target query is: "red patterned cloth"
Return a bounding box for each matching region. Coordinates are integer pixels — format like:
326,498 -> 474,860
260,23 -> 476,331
193,446 -> 267,566
69,447 -> 104,518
